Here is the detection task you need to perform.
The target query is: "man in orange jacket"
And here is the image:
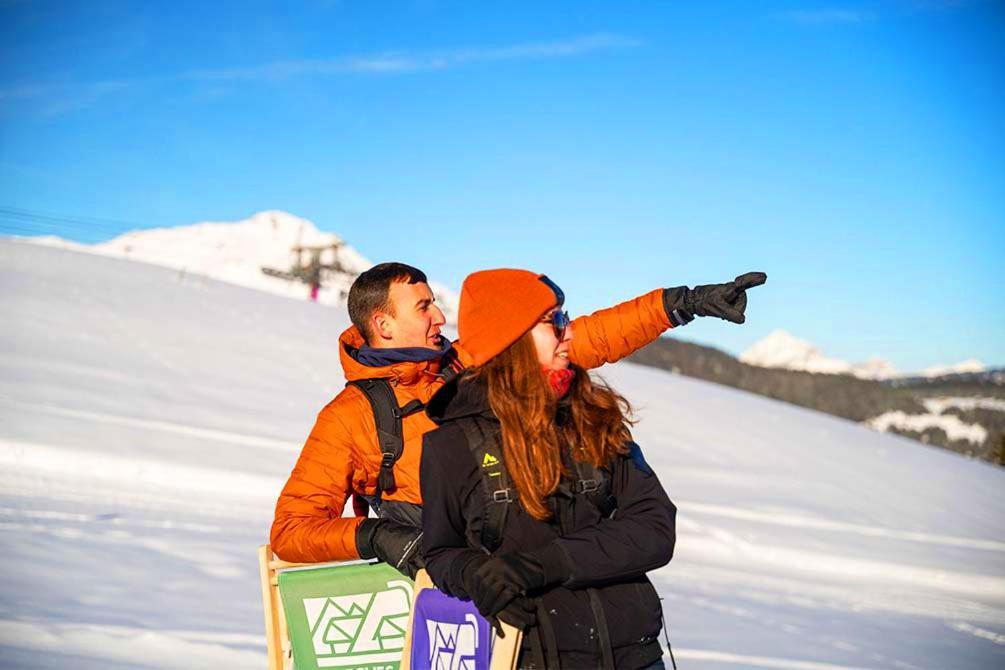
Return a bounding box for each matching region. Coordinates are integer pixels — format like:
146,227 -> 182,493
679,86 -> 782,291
270,263 -> 765,576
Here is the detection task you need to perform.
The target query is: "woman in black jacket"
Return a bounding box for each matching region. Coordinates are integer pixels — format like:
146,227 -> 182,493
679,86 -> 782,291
420,268 -> 677,669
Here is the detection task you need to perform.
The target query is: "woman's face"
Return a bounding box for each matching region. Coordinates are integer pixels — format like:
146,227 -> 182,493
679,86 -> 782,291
531,308 -> 574,371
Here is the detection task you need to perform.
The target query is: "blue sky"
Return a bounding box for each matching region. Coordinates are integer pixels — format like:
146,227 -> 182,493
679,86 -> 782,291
1,1 -> 1003,372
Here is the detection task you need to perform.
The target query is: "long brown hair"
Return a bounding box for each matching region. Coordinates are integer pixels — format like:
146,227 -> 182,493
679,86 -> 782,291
468,331 -> 633,520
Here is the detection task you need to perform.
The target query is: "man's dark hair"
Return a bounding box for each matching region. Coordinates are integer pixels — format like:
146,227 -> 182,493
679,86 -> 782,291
348,262 -> 428,343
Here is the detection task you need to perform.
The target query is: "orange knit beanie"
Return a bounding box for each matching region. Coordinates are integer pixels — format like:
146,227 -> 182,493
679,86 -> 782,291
453,269 -> 564,368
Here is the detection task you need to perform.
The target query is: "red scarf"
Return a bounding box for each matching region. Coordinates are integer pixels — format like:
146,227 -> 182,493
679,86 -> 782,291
544,367 -> 576,398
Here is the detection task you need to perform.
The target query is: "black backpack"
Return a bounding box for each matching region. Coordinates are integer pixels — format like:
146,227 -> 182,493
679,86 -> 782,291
455,415 -> 616,552
458,415 -> 629,670
346,378 -> 426,510
348,378 -> 616,545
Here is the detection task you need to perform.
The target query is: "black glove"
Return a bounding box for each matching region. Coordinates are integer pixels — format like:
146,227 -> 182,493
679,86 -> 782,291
356,519 -> 424,579
488,596 -> 538,637
469,551 -> 558,620
664,271 -> 767,326
459,554 -> 490,601
460,555 -> 538,637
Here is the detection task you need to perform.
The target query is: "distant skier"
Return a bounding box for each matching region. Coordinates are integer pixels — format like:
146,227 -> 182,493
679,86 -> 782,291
269,262 -> 766,578
421,268 -> 678,669
307,260 -> 322,301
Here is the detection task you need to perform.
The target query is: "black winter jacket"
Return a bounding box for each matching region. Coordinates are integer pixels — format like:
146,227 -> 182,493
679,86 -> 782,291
420,376 -> 677,669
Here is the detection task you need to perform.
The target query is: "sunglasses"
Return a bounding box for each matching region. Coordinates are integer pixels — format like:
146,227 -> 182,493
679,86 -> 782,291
540,309 -> 571,340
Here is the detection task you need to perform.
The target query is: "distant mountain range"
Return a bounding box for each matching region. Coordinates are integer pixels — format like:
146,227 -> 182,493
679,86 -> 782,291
739,329 -> 987,380
631,337 -> 1005,466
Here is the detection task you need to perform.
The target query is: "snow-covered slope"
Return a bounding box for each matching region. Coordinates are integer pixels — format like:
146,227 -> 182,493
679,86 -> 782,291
28,210 -> 459,322
2,240 -> 1004,669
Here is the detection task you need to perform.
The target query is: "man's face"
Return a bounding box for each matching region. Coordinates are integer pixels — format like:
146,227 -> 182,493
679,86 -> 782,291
372,281 -> 446,349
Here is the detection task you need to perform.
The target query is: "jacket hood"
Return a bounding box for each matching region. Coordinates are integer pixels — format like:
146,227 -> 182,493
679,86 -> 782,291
425,373 -> 494,424
338,325 -> 443,385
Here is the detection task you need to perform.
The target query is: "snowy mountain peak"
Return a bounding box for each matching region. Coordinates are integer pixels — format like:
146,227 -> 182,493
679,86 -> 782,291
853,356 -> 901,380
95,209 -> 365,275
740,329 -> 899,380
31,210 -> 459,321
740,330 -> 990,381
921,358 -> 986,379
741,329 -> 851,375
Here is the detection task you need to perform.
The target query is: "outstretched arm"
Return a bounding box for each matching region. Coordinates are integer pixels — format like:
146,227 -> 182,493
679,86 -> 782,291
568,272 -> 768,370
567,288 -> 671,370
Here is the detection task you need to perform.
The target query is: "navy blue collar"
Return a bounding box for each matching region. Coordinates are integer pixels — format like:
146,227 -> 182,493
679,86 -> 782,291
355,336 -> 452,367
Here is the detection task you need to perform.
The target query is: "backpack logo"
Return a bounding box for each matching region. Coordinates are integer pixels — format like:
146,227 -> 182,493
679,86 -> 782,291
481,453 -> 499,467
302,579 -> 413,669
427,613 -> 480,670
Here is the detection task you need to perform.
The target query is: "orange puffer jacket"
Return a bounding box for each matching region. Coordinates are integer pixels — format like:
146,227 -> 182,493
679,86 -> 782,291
270,288 -> 672,562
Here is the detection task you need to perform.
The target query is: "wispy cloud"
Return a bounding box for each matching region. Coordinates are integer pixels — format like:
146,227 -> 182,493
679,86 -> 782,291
907,0 -> 981,10
0,33 -> 640,115
0,79 -> 136,116
777,1 -> 982,26
184,33 -> 640,82
777,8 -> 876,24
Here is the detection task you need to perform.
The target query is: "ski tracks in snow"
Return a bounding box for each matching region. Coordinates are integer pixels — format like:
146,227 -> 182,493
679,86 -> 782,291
0,619 -> 264,670
0,437 -> 283,510
673,508 -> 1005,619
0,398 -> 299,452
681,500 -> 1005,553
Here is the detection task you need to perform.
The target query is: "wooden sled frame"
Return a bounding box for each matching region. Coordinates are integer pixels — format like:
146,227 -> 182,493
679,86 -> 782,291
259,546 -> 522,670
259,544 -> 307,670
260,545 -> 370,669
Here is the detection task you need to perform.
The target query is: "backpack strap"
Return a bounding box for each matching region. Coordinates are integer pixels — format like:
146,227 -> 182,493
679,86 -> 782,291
587,588 -> 616,669
457,417 -> 513,553
570,456 -> 616,519
346,379 -> 425,506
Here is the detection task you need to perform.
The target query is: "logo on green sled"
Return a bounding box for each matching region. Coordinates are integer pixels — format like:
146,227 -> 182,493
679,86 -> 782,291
302,578 -> 414,669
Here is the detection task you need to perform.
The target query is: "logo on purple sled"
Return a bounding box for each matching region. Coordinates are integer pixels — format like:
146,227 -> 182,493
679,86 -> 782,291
410,589 -> 495,670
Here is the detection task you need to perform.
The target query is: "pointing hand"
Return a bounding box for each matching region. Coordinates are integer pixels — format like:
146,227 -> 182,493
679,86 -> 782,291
664,272 -> 768,326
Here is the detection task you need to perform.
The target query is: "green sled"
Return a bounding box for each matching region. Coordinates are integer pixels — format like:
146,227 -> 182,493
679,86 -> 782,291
279,562 -> 415,670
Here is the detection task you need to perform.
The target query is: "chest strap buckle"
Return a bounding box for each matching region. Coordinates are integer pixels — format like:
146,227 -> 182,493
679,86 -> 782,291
492,489 -> 514,503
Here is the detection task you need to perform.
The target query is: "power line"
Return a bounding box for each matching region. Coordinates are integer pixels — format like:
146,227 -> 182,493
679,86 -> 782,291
0,206 -> 147,229
0,205 -> 153,240
0,220 -> 123,234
